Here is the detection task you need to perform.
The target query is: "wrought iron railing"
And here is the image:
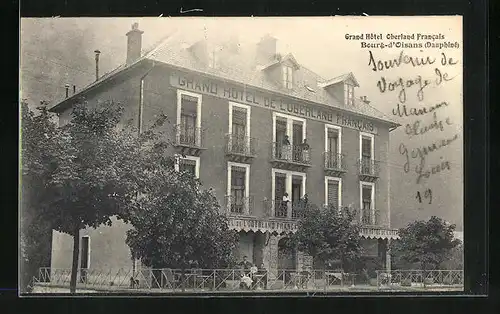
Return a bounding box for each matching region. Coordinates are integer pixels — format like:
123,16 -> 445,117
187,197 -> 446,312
225,134 -> 257,156
358,158 -> 381,177
375,270 -> 464,288
265,200 -> 307,219
174,125 -> 203,147
324,152 -> 346,171
224,195 -> 254,215
271,143 -> 311,165
359,209 -> 380,225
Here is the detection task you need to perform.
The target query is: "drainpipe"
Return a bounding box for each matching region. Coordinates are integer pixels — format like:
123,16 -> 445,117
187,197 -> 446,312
138,61 -> 156,135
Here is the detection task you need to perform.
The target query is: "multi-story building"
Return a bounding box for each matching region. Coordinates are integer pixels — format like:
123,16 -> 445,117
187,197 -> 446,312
48,23 -> 400,275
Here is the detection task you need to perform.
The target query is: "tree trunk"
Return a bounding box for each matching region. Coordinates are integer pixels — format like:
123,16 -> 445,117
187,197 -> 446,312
69,227 -> 80,294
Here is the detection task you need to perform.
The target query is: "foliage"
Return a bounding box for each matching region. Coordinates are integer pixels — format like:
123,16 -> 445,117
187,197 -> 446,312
284,205 -> 362,272
391,216 -> 461,270
440,241 -> 463,270
21,100 -> 167,293
20,101 -> 59,292
124,160 -> 238,270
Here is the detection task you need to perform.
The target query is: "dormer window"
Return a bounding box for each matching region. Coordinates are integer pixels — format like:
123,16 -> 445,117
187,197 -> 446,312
344,83 -> 354,106
283,65 -> 293,89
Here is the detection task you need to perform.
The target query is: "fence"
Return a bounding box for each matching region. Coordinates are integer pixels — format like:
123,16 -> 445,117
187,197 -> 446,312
35,268 -> 358,292
34,268 -> 464,293
375,270 -> 464,288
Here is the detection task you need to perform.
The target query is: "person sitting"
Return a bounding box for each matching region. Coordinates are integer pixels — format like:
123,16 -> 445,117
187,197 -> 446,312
240,272 -> 253,290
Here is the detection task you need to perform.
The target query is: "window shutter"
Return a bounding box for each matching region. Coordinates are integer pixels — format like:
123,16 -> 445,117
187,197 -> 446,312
328,181 -> 339,209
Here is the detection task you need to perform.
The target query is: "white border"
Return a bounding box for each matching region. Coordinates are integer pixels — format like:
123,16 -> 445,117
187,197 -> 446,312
181,156 -> 200,179
359,131 -> 375,162
324,176 -> 342,209
359,181 -> 376,224
272,112 -> 307,144
176,89 -> 202,145
271,168 -> 306,216
227,162 -> 251,214
228,101 -> 251,148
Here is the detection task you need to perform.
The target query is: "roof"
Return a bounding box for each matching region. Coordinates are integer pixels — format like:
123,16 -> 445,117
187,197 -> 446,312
49,29 -> 399,128
319,72 -> 360,88
260,53 -> 301,70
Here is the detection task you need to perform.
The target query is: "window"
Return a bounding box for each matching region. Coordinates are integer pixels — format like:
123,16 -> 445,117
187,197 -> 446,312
176,90 -> 202,146
360,182 -> 375,224
324,124 -> 342,169
177,156 -> 200,178
271,169 -> 306,218
283,65 -> 293,89
344,83 -> 354,106
227,162 -> 250,214
228,102 -> 251,154
272,112 -> 307,163
325,177 -> 342,209
359,132 -> 374,174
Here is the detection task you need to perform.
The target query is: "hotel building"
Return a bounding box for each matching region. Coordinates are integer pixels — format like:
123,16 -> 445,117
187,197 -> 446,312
48,23 -> 400,275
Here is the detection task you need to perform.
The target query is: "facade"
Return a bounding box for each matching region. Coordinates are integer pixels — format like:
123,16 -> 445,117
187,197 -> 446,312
48,23 -> 400,275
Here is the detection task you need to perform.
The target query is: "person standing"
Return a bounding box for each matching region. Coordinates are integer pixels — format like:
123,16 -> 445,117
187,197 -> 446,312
301,139 -> 310,163
282,192 -> 291,218
282,135 -> 291,160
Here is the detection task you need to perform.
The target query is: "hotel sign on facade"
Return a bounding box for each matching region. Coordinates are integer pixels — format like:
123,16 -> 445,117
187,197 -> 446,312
170,74 -> 378,134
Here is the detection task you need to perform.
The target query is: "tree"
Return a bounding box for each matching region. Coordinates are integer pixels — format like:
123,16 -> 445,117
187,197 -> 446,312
124,160 -> 238,285
25,101 -> 156,293
440,241 -> 463,270
391,216 -> 461,271
285,204 -> 362,272
20,100 -> 60,292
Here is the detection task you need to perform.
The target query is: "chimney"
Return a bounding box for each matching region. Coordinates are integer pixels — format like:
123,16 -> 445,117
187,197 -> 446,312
73,85 -> 76,94
65,84 -> 70,98
256,34 -> 277,65
126,23 -> 144,64
360,96 -> 371,104
94,50 -> 101,81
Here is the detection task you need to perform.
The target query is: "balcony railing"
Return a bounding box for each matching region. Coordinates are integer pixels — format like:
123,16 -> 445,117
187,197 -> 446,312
266,200 -> 307,219
271,142 -> 311,165
174,125 -> 203,148
358,158 -> 381,178
358,208 -> 381,226
225,134 -> 257,157
225,195 -> 254,216
324,152 -> 347,173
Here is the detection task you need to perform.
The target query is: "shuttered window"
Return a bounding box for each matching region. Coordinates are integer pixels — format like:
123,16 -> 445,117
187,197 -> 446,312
362,137 -> 371,159
327,181 -> 339,209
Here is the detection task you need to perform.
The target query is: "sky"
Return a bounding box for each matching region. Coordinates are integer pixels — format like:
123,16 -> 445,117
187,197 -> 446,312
20,16 -> 463,230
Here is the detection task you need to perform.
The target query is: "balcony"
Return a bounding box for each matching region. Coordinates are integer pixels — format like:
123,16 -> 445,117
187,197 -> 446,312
357,158 -> 381,182
173,125 -> 205,156
270,143 -> 312,171
224,195 -> 254,216
265,200 -> 307,220
324,152 -> 347,176
225,134 -> 257,163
